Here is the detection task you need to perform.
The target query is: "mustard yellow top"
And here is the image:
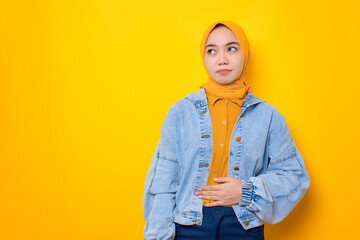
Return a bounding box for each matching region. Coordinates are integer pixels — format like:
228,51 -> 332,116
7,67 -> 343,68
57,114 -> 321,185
202,89 -> 245,207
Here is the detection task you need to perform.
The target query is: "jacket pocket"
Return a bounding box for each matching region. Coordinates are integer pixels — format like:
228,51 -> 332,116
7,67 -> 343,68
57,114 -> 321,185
266,151 -> 304,198
148,152 -> 180,195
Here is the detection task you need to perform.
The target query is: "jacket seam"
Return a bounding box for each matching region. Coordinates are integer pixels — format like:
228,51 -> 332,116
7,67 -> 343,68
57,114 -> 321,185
270,150 -> 296,163
145,150 -> 159,192
158,153 -> 178,162
272,181 -> 302,200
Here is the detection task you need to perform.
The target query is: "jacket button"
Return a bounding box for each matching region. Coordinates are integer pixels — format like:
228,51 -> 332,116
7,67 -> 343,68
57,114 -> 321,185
245,221 -> 249,226
236,136 -> 241,142
240,113 -> 245,117
234,167 -> 239,171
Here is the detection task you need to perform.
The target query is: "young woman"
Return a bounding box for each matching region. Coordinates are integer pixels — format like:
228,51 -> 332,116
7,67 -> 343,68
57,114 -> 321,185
142,20 -> 310,240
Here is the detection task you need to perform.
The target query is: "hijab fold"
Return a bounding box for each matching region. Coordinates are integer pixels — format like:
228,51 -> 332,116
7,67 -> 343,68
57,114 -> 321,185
199,20 -> 252,99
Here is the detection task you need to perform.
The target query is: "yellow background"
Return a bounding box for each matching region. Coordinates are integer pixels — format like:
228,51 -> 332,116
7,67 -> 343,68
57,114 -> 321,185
1,0 -> 359,239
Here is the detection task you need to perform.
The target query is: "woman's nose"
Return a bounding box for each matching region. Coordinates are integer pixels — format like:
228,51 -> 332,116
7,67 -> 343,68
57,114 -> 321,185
218,52 -> 229,65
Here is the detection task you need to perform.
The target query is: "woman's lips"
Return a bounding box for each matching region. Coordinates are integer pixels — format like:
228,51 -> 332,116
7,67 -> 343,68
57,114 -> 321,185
217,69 -> 232,74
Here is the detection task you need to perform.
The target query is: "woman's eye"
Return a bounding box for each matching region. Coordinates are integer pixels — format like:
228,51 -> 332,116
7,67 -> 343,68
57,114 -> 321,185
229,47 -> 237,52
207,49 -> 215,54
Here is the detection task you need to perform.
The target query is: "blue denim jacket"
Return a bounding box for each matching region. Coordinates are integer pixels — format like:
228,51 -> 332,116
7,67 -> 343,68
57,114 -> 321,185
142,88 -> 310,239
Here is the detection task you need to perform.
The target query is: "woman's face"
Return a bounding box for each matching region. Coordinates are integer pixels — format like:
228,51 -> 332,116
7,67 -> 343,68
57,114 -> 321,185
203,26 -> 243,85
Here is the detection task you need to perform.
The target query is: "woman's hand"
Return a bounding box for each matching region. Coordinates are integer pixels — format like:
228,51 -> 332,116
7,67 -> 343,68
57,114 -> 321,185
195,177 -> 242,207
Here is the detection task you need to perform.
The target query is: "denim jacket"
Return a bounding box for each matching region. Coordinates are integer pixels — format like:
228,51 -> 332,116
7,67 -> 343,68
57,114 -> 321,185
142,88 -> 310,240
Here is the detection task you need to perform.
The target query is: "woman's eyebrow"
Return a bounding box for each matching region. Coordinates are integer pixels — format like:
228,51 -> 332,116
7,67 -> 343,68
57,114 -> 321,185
205,42 -> 240,48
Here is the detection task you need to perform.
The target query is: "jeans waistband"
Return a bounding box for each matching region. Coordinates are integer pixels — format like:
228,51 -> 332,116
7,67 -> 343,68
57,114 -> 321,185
202,206 -> 235,215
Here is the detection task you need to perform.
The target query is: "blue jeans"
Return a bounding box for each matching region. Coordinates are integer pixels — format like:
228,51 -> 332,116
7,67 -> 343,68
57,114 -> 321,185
175,206 -> 265,240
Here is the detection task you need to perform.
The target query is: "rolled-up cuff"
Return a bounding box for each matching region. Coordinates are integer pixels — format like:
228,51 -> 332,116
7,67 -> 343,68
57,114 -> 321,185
239,180 -> 254,206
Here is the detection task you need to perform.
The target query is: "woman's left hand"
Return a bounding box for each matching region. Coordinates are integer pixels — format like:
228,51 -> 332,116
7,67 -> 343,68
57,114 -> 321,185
195,177 -> 243,207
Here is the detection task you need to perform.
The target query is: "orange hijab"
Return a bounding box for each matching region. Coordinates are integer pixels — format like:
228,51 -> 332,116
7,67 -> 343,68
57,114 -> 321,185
199,20 -> 252,99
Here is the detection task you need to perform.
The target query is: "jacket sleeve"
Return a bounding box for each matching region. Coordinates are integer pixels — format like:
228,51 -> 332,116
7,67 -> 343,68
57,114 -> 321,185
239,107 -> 310,224
142,105 -> 180,240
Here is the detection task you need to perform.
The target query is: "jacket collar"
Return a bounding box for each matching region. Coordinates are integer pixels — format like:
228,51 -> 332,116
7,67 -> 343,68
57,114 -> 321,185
185,88 -> 265,112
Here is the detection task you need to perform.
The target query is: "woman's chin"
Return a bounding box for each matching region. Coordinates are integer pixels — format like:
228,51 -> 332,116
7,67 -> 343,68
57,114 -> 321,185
215,78 -> 237,85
